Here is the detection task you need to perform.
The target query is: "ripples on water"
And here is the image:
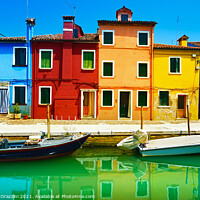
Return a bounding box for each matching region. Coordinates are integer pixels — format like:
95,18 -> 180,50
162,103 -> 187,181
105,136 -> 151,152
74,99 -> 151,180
0,147 -> 200,200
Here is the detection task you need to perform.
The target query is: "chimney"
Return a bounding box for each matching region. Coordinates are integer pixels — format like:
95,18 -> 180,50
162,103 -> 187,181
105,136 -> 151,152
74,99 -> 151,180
116,6 -> 133,22
177,35 -> 189,47
63,16 -> 75,39
26,18 -> 35,41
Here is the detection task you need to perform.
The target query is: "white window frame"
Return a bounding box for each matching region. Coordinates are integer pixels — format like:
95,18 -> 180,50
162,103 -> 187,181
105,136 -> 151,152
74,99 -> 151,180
39,86 -> 52,105
81,50 -> 96,70
158,90 -> 170,108
102,60 -> 114,78
137,31 -> 149,46
136,180 -> 149,198
167,186 -> 179,200
39,49 -> 53,69
101,89 -> 114,107
137,90 -> 149,107
12,85 -> 27,104
13,47 -> 27,65
100,159 -> 113,171
102,30 -> 115,45
169,56 -> 181,74
100,181 -> 113,199
137,61 -> 149,78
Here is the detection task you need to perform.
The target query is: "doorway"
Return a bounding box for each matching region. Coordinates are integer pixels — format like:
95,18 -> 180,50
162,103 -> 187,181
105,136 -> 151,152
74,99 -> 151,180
119,91 -> 131,118
0,89 -> 9,113
81,91 -> 96,118
177,95 -> 187,118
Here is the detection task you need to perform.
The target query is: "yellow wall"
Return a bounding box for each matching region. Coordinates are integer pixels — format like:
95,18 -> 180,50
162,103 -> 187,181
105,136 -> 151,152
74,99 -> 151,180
153,49 -> 199,120
98,24 -> 155,120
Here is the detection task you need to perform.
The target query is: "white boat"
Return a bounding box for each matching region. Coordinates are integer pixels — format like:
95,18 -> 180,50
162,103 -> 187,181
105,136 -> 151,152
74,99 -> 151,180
139,135 -> 200,157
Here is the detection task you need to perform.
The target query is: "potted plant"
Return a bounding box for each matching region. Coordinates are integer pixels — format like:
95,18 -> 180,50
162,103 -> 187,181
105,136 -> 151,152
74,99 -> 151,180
13,103 -> 21,119
23,108 -> 29,120
8,113 -> 15,119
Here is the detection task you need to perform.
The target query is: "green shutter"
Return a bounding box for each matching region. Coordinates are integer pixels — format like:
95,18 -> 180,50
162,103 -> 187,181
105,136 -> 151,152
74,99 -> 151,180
170,58 -> 180,73
15,48 -> 26,66
41,51 -> 51,69
103,62 -> 113,76
103,91 -> 112,106
41,88 -> 50,104
83,52 -> 94,69
159,91 -> 169,106
139,33 -> 148,45
168,188 -> 178,200
139,63 -> 148,77
104,32 -> 113,44
137,181 -> 148,197
15,87 -> 25,104
138,91 -> 147,107
101,183 -> 112,198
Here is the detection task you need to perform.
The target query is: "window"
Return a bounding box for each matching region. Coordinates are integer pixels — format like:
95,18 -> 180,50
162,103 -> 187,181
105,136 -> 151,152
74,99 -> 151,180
121,14 -> 128,21
39,49 -> 53,69
100,182 -> 113,199
167,186 -> 179,200
136,180 -> 148,197
81,188 -> 94,200
138,31 -> 149,46
159,91 -> 169,106
170,57 -> 181,73
13,47 -> 27,66
137,91 -> 148,107
138,62 -> 149,78
102,30 -> 114,45
13,86 -> 26,104
102,90 -> 113,107
82,50 -> 95,70
101,160 -> 113,171
102,61 -> 114,77
39,86 -> 52,105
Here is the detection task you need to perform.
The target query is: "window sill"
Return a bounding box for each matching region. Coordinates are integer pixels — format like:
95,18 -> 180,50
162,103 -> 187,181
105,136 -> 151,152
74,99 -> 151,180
12,103 -> 27,105
169,73 -> 181,75
12,65 -> 27,67
81,68 -> 95,70
102,43 -> 115,46
101,105 -> 114,108
101,76 -> 114,78
137,76 -> 149,79
157,106 -> 170,108
39,68 -> 52,70
137,45 -> 149,47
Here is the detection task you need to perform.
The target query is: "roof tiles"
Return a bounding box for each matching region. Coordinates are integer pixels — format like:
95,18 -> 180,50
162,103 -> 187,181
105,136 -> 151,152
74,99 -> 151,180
154,43 -> 200,50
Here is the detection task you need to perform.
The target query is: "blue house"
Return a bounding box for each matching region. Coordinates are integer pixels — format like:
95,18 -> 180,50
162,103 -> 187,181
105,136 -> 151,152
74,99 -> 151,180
0,18 -> 35,116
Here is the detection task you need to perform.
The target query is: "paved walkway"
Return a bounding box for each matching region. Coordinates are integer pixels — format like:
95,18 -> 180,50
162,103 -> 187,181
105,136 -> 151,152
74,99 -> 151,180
0,119 -> 199,136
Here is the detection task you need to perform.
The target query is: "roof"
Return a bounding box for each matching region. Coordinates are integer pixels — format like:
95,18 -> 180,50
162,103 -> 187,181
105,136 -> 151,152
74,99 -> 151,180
188,42 -> 200,47
177,34 -> 189,41
116,6 -> 133,18
154,43 -> 200,50
98,20 -> 157,26
0,33 -> 99,42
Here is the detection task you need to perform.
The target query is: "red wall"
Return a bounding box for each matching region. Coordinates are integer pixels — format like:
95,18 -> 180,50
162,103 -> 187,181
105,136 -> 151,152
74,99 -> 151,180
31,41 -> 99,120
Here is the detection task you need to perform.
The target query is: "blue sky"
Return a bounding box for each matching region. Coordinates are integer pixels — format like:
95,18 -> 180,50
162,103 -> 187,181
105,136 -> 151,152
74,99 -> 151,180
0,0 -> 200,44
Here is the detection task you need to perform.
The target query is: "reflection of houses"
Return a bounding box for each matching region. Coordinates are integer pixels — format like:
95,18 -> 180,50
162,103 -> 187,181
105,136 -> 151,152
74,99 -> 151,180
31,16 -> 99,119
0,18 -> 35,116
153,35 -> 200,120
97,6 -> 157,120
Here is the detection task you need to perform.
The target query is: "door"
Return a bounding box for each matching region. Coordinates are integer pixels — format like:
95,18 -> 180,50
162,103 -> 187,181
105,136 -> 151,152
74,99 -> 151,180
0,89 -> 9,113
177,95 -> 187,118
82,91 -> 95,118
120,92 -> 131,118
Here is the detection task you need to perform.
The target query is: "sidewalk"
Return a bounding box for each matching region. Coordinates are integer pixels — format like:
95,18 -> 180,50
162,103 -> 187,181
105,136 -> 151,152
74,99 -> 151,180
0,118 -> 199,136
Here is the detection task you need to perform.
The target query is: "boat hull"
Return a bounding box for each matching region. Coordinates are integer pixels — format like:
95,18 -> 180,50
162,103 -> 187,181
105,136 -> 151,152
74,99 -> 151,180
0,134 -> 90,161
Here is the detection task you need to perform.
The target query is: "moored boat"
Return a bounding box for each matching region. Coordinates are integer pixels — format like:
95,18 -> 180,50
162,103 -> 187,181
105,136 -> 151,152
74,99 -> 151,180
0,133 -> 90,161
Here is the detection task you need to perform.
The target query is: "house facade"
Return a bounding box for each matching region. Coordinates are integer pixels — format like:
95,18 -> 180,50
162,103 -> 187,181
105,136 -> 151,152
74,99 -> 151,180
153,35 -> 200,120
0,18 -> 35,116
31,16 -> 99,120
97,6 -> 157,120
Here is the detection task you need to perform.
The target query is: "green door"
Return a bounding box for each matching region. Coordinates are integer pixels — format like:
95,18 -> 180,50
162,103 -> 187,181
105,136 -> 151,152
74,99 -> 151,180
120,92 -> 130,118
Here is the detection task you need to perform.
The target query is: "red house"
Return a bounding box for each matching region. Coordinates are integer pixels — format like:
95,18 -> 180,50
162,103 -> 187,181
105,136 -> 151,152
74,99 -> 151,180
31,16 -> 99,120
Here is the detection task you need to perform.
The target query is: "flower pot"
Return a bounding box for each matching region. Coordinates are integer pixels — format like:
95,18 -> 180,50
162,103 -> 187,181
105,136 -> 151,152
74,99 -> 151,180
23,115 -> 28,120
8,113 -> 15,119
15,113 -> 21,119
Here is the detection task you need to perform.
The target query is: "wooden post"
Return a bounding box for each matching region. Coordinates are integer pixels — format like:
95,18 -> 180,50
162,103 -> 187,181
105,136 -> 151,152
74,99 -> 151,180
141,106 -> 143,130
187,104 -> 190,135
47,104 -> 50,138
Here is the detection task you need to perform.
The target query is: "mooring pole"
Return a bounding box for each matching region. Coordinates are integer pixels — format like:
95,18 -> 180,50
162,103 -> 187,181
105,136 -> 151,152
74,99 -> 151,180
141,106 -> 143,130
187,104 -> 190,135
47,104 -> 50,138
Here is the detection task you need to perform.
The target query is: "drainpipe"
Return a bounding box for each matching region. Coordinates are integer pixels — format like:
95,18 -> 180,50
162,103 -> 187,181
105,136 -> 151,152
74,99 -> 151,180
26,18 -> 35,116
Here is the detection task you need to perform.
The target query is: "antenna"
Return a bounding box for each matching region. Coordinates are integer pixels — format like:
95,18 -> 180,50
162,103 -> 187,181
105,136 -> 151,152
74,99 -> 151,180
65,1 -> 76,21
27,0 -> 29,18
0,33 -> 6,37
176,16 -> 179,45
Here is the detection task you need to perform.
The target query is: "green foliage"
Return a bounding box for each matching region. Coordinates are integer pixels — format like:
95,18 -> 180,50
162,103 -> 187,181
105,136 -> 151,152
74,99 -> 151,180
13,103 -> 20,114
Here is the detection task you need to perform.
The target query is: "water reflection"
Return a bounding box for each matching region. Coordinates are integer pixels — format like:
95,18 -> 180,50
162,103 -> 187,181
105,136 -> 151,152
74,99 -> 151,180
0,148 -> 200,200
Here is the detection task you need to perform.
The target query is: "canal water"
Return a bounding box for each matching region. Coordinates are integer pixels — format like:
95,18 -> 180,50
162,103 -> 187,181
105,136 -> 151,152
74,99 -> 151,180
0,147 -> 200,200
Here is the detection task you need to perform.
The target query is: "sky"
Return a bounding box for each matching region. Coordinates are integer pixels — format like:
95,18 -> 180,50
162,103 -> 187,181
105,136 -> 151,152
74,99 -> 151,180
0,0 -> 200,45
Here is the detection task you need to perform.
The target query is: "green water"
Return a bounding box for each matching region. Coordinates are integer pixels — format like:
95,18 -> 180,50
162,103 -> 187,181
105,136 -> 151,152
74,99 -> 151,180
0,147 -> 200,200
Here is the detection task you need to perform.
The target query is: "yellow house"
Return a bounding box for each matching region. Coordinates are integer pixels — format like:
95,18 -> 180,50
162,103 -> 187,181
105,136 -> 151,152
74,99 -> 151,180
153,35 -> 200,120
97,6 -> 157,120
